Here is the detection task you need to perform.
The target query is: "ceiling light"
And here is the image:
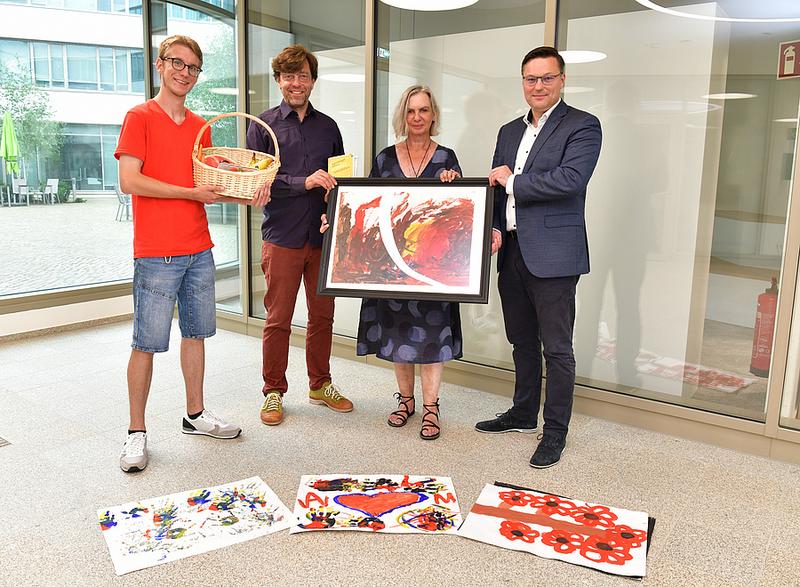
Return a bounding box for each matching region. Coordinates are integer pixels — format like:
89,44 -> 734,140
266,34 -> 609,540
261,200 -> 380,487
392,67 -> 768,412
320,73 -> 365,83
702,93 -> 757,100
774,118 -> 798,123
339,110 -> 356,115
634,0 -> 800,23
380,0 -> 478,11
640,100 -> 721,113
561,51 -> 606,64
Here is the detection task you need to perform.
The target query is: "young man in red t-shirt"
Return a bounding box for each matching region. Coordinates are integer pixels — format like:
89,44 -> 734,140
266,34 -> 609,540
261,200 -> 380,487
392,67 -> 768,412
114,35 -> 270,472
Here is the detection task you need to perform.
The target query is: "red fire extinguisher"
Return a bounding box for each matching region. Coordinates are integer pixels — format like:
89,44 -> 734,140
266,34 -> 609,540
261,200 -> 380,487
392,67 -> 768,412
750,277 -> 779,377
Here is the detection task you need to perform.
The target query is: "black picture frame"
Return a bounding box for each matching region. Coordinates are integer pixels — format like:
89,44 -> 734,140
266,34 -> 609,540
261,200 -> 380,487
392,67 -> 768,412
318,177 -> 493,303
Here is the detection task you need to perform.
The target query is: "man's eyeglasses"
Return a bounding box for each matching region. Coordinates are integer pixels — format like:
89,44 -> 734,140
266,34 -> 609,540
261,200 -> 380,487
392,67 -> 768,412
522,73 -> 562,86
280,72 -> 312,83
161,56 -> 202,78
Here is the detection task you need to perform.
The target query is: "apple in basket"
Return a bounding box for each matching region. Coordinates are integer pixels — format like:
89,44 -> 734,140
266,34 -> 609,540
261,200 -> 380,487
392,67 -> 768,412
203,155 -> 234,168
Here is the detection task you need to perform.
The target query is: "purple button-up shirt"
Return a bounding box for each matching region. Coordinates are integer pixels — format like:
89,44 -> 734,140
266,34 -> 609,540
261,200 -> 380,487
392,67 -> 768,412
246,100 -> 344,248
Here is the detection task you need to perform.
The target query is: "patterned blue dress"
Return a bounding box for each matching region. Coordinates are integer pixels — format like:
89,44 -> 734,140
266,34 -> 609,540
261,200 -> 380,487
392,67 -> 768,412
355,144 -> 464,364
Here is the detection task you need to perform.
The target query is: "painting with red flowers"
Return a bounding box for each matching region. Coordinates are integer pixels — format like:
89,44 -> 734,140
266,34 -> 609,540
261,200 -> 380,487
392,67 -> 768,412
289,474 -> 462,535
318,178 -> 493,302
457,482 -> 655,577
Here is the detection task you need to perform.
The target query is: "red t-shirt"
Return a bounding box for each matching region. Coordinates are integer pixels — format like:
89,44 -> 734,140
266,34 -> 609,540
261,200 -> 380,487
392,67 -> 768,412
115,100 -> 213,258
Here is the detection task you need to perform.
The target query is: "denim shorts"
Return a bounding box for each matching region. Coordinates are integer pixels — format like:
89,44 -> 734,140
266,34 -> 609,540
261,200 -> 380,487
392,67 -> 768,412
132,248 -> 216,353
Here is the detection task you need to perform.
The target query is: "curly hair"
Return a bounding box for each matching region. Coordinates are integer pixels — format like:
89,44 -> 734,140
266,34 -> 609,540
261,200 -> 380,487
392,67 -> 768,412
272,44 -> 319,81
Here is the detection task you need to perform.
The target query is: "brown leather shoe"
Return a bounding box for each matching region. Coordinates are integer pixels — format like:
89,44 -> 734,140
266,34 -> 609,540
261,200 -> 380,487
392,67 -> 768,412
260,391 -> 283,425
308,381 -> 353,413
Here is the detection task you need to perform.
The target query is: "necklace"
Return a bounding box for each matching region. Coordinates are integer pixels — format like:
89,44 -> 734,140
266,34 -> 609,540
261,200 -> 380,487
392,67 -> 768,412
405,139 -> 433,177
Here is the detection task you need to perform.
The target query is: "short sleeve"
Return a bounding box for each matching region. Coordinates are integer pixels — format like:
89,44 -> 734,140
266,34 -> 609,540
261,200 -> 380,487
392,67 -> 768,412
200,126 -> 212,149
447,148 -> 463,176
115,110 -> 146,162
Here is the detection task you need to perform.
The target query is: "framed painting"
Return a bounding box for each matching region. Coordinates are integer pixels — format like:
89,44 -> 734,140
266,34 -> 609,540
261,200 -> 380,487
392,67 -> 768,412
318,178 -> 493,303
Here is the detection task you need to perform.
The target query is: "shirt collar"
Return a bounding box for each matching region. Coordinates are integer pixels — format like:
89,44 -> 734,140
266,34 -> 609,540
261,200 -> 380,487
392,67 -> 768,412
279,100 -> 316,120
523,99 -> 561,128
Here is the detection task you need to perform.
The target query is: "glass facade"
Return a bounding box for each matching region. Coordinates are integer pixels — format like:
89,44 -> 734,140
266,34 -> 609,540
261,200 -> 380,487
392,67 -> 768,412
150,0 -> 242,312
0,38 -> 145,92
3,0 -> 800,446
246,0 -> 366,330
557,0 -> 800,423
374,1 -> 546,366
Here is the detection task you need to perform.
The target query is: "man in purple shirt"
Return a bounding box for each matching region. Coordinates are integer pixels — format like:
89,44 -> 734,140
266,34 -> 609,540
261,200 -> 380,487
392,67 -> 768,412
246,44 -> 353,426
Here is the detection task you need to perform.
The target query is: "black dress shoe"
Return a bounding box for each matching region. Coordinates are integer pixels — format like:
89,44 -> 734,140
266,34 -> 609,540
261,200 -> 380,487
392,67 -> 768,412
475,410 -> 538,434
530,435 -> 566,468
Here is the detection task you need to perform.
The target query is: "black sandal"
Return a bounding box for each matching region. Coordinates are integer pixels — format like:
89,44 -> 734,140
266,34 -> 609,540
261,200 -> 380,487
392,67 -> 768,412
420,401 -> 441,440
388,392 -> 415,428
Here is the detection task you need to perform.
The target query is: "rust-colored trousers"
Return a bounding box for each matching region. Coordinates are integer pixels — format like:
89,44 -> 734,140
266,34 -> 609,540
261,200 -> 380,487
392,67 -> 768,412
261,241 -> 334,394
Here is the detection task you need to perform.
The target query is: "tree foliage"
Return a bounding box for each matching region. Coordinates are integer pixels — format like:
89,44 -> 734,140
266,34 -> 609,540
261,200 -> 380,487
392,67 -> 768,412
185,25 -> 238,147
0,63 -> 63,170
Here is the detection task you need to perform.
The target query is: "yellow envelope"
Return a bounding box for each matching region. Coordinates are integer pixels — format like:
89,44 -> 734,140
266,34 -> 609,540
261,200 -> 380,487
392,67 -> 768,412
328,153 -> 354,178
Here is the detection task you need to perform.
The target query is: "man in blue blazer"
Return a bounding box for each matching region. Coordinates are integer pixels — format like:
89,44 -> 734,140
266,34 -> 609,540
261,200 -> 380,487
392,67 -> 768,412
476,46 -> 602,469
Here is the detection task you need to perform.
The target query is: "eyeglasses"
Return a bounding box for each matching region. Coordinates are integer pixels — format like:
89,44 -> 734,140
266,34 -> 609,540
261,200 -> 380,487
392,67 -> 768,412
280,72 -> 312,83
161,56 -> 202,78
522,73 -> 562,86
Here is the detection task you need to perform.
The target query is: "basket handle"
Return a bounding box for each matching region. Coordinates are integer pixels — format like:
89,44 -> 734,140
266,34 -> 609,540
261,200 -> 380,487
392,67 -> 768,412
192,111 -> 281,162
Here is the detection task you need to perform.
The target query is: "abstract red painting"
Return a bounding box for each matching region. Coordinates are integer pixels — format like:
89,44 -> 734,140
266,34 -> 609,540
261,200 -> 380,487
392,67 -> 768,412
319,179 -> 492,302
458,482 -> 654,578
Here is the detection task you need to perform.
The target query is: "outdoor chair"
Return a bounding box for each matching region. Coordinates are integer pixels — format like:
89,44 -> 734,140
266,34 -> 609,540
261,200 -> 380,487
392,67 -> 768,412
42,179 -> 59,204
9,178 -> 29,206
115,185 -> 131,221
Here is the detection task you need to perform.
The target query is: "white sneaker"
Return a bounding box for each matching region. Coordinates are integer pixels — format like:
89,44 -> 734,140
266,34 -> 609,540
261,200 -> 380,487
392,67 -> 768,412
182,409 -> 241,439
119,432 -> 148,473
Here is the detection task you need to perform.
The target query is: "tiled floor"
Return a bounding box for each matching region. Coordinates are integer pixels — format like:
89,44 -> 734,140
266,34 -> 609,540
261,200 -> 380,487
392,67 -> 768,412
1,321 -> 799,586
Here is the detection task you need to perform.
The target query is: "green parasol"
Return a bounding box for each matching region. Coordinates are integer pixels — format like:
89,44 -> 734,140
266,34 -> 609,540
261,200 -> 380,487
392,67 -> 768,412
1,111 -> 20,175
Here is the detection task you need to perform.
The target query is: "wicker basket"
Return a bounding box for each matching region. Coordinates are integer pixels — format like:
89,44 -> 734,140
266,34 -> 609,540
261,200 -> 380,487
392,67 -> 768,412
192,111 -> 281,200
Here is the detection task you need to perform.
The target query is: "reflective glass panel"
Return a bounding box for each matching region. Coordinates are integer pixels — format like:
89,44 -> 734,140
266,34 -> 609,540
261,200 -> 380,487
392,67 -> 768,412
372,0 -> 546,362
558,0 -> 800,421
247,0 -> 366,330
152,0 -> 242,313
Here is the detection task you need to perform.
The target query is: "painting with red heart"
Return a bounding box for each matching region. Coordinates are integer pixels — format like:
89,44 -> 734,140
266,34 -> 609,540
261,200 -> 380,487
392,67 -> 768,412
290,474 -> 462,534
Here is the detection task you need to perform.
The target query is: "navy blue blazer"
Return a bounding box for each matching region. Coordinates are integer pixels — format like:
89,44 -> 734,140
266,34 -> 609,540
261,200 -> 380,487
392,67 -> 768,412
492,101 -> 602,278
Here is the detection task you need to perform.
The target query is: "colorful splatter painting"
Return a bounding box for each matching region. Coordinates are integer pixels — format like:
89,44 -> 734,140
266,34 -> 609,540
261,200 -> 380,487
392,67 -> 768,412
458,483 -> 654,578
290,474 -> 462,535
319,180 -> 492,302
97,477 -> 294,575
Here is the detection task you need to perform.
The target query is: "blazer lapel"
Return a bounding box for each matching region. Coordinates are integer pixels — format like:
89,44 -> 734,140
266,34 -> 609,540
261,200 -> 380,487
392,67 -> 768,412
523,101 -> 568,172
504,118 -> 527,166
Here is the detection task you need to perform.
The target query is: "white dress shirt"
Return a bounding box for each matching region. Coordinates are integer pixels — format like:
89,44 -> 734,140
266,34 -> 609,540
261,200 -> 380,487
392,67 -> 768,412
505,99 -> 561,231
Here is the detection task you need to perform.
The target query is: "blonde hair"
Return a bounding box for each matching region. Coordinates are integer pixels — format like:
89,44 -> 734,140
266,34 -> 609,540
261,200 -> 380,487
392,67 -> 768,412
392,85 -> 441,138
158,35 -> 203,67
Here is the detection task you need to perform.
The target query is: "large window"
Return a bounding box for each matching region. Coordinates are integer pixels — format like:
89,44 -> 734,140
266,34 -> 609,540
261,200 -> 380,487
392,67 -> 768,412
151,0 -> 242,313
0,4 -> 143,297
372,1 -> 546,359
0,39 -> 145,92
0,0 -> 142,13
247,0 -> 366,328
557,0 -> 800,421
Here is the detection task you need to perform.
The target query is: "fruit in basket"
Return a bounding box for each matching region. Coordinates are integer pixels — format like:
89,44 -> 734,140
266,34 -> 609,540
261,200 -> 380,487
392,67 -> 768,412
218,162 -> 257,173
255,157 -> 272,170
203,155 -> 234,168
